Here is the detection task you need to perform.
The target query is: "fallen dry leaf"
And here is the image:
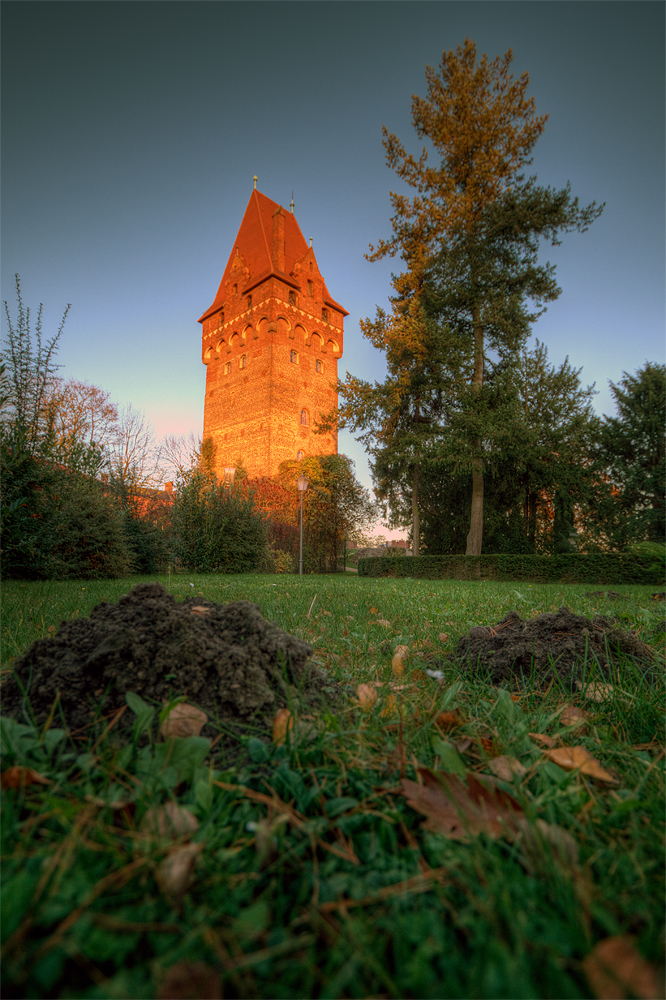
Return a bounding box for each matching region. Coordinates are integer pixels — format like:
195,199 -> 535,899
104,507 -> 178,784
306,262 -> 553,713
141,801 -> 200,839
438,633 -> 449,643
399,767 -> 524,841
392,644 -> 409,676
160,702 -> 208,739
377,619 -> 391,628
529,731 -> 558,748
158,960 -> 222,1000
272,708 -> 293,746
85,794 -> 129,810
487,755 -> 527,782
357,683 -> 379,709
156,842 -> 203,904
583,935 -> 661,1000
477,735 -> 496,757
369,607 -> 379,614
412,668 -> 428,681
577,681 -> 614,703
559,703 -> 590,730
190,605 -> 210,616
380,693 -> 397,717
545,745 -> 619,785
1,766 -> 51,790
435,710 -> 464,730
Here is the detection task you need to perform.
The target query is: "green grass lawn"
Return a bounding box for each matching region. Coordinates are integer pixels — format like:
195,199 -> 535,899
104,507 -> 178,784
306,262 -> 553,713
1,574 -> 664,999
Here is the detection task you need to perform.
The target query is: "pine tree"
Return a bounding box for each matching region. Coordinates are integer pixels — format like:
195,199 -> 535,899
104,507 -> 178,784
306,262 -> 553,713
334,38 -> 603,556
598,362 -> 666,546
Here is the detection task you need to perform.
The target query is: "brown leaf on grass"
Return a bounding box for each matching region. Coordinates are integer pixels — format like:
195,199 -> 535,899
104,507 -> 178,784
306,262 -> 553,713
369,607 -> 379,614
583,935 -> 661,1000
141,801 -> 200,839
438,632 -> 449,643
451,738 -> 473,753
435,710 -> 464,730
377,619 -> 391,628
559,703 -> 590,730
487,756 -> 527,782
160,703 -> 208,739
412,668 -> 428,681
1,766 -> 51,790
392,643 -> 409,676
529,732 -> 558,748
190,605 -> 210,616
272,708 -> 293,746
545,746 -> 619,785
577,681 -> 614,703
357,683 -> 379,709
399,767 -> 524,841
380,694 -> 397,717
156,842 -> 203,905
158,961 -> 222,1000
477,735 -> 496,757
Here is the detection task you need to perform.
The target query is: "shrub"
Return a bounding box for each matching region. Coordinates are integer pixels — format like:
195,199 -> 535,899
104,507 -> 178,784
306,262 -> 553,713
358,553 -> 662,585
172,469 -> 266,573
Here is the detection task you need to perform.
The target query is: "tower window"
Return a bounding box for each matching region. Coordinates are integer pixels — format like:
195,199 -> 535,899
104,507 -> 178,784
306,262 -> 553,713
307,280 -> 313,297
239,354 -> 246,369
233,284 -> 237,296
246,295 -> 252,309
225,362 -> 231,375
297,450 -> 304,460
300,409 -> 308,425
316,359 -> 323,373
322,308 -> 329,322
289,291 -> 297,306
290,350 -> 298,364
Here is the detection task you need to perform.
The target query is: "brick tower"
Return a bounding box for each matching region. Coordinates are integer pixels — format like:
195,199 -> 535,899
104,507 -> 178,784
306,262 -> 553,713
198,184 -> 347,479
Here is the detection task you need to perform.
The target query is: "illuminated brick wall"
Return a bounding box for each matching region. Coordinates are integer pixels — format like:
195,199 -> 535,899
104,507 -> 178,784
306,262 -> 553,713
199,190 -> 347,478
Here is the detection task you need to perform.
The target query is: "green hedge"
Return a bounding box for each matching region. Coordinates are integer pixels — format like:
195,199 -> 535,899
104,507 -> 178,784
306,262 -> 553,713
357,553 -> 663,585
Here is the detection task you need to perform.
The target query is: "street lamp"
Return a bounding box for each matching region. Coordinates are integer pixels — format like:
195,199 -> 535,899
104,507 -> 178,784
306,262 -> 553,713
297,474 -> 309,576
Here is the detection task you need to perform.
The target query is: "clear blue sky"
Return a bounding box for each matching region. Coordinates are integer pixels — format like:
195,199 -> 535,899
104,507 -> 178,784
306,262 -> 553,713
2,1 -> 664,528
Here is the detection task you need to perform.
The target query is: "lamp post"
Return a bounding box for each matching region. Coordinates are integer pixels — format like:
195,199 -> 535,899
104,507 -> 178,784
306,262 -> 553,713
297,474 -> 309,576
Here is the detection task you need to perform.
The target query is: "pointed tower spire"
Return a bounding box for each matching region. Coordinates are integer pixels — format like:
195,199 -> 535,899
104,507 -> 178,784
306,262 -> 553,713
253,175 -> 258,190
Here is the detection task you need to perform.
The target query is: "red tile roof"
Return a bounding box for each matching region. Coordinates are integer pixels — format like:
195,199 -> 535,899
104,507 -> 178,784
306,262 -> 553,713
199,189 -> 347,323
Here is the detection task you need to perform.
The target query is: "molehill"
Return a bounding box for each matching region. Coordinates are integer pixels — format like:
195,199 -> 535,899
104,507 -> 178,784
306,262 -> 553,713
2,582 -> 335,731
452,605 -> 657,686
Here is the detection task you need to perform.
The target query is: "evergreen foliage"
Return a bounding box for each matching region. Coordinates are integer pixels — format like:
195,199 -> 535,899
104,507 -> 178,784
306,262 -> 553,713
172,468 -> 266,574
1,277 -> 132,579
358,552 -> 662,585
328,39 -> 603,557
597,363 -> 666,547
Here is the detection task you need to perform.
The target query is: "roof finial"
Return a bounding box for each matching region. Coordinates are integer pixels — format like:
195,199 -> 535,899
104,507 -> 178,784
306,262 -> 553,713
309,238 -> 313,248
290,191 -> 294,214
253,175 -> 258,190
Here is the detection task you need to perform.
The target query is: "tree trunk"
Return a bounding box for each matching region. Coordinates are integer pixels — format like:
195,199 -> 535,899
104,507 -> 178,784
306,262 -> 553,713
465,308 -> 484,558
412,463 -> 420,557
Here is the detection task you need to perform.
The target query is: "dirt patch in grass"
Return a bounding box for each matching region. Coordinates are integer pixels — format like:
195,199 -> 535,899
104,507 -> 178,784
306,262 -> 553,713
2,582 -> 335,730
453,605 -> 658,686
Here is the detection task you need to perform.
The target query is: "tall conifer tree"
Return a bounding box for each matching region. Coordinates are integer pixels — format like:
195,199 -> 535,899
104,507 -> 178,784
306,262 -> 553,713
331,38 -> 603,554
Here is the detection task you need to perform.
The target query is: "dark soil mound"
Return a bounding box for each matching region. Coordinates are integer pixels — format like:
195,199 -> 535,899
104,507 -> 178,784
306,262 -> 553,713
2,582 -> 334,731
453,605 -> 657,686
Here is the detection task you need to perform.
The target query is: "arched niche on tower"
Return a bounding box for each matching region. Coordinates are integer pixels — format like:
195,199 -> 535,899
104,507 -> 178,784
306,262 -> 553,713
257,316 -> 269,340
327,337 -> 340,355
243,324 -> 254,342
229,332 -> 241,354
277,316 -> 292,340
294,324 -> 306,345
311,332 -> 323,352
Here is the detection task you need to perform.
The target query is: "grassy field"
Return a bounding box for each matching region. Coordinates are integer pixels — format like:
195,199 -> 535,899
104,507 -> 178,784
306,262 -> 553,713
1,574 -> 664,999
